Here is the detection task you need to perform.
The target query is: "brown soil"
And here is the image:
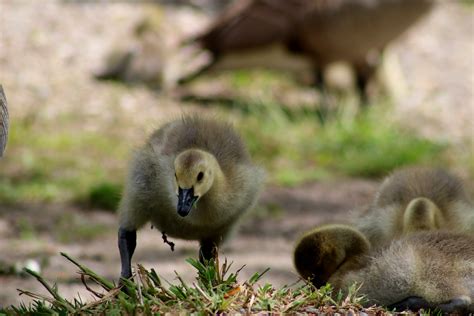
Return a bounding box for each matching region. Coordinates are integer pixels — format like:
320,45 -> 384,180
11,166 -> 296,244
0,179 -> 377,307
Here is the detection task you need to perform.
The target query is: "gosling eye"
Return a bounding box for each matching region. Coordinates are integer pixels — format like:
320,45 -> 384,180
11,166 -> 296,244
197,172 -> 204,182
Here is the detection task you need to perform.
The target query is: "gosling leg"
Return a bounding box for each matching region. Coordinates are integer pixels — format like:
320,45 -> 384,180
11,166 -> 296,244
390,296 -> 471,313
118,227 -> 137,279
389,296 -> 433,312
437,298 -> 471,314
199,238 -> 218,263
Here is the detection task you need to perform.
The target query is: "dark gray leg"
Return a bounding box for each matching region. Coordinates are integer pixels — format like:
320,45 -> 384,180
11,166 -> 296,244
199,238 -> 218,263
313,67 -> 330,124
390,296 -> 471,314
355,62 -> 377,106
437,298 -> 470,314
389,296 -> 433,312
177,58 -> 217,86
313,68 -> 324,89
118,227 -> 136,279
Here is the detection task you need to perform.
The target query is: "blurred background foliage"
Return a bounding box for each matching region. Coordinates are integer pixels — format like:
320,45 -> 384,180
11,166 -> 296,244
0,71 -> 453,210
0,1 -> 472,210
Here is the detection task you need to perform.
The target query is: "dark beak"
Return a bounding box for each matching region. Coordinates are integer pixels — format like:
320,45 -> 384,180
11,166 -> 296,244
177,187 -> 198,217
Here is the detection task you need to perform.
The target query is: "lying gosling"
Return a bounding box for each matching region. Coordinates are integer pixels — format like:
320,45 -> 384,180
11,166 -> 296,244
0,85 -> 8,157
337,231 -> 474,313
118,116 -> 264,279
294,226 -> 474,313
356,167 -> 474,249
293,224 -> 371,288
294,167 -> 473,288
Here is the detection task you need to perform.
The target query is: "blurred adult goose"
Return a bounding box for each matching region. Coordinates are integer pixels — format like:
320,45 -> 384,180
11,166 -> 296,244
181,0 -> 434,99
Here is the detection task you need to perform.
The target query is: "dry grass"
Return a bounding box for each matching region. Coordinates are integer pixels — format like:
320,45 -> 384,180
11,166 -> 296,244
2,253 -> 394,315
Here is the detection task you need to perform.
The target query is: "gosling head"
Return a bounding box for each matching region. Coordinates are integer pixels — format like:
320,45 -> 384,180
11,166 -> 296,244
402,197 -> 441,234
174,149 -> 216,217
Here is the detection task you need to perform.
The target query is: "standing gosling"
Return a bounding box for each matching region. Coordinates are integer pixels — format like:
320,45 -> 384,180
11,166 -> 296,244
356,167 -> 474,249
337,231 -> 474,313
118,116 -> 264,279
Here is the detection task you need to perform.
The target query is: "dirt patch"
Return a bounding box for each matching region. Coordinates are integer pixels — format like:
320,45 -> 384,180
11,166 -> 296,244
0,178 -> 377,307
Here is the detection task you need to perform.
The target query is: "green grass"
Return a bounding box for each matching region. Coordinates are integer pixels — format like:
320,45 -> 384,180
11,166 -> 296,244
2,253 -> 381,315
0,82 -> 452,204
86,182 -> 122,211
0,115 -> 128,206
17,218 -> 37,240
235,99 -> 447,185
54,212 -> 110,243
10,211 -> 111,244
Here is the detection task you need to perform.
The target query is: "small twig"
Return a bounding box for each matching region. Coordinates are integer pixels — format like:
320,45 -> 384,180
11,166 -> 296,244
247,293 -> 256,313
221,258 -> 228,278
18,289 -> 56,303
162,232 -> 175,251
81,273 -> 104,299
22,268 -> 76,313
136,265 -> 144,305
193,282 -> 212,302
60,252 -> 114,291
137,264 -> 153,290
215,252 -> 221,283
236,264 -> 246,275
174,271 -> 190,291
78,288 -> 121,312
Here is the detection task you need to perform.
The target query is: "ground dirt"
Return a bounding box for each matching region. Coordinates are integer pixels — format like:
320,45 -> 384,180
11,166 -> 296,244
0,0 -> 473,309
0,179 -> 377,307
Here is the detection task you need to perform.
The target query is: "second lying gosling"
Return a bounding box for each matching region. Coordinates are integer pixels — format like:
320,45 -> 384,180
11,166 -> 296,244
295,227 -> 474,313
357,167 -> 474,249
117,116 -> 264,279
338,231 -> 474,313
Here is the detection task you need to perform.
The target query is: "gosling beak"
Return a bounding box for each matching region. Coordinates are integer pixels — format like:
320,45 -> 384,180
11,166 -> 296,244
177,187 -> 198,217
